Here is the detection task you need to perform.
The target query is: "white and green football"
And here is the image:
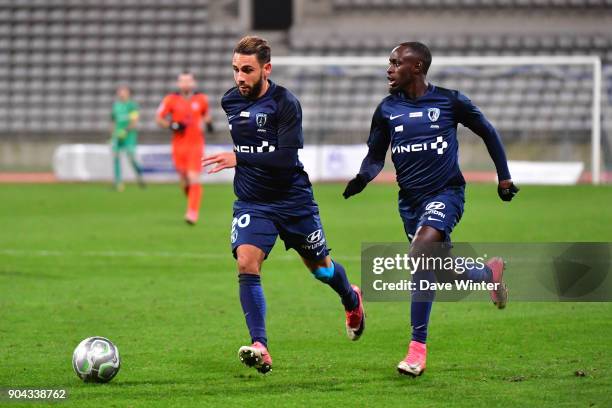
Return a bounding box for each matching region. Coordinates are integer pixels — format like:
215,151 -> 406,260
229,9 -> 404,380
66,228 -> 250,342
72,337 -> 120,383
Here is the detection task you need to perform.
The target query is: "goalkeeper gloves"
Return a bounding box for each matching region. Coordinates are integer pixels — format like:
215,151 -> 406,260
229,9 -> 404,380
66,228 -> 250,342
169,121 -> 186,132
497,181 -> 519,202
343,174 -> 368,199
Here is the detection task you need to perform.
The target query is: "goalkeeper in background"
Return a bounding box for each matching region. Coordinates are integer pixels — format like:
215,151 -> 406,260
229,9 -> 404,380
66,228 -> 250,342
110,85 -> 145,191
156,72 -> 213,225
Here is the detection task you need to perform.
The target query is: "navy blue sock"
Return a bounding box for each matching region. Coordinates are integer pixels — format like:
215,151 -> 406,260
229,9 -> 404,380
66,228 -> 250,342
238,274 -> 267,347
313,260 -> 358,311
411,270 -> 436,344
461,263 -> 492,283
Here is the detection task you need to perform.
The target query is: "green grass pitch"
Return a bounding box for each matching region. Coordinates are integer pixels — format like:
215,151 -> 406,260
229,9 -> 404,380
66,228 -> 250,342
1,183 -> 611,407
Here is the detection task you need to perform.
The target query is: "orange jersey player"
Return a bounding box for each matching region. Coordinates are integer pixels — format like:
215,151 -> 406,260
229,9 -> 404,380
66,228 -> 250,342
156,72 -> 214,225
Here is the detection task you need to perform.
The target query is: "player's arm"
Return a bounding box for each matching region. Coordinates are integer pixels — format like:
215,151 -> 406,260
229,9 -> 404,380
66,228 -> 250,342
127,103 -> 139,130
110,114 -> 116,137
155,97 -> 171,128
455,92 -> 518,202
155,97 -> 185,132
204,111 -> 214,133
343,104 -> 391,199
201,95 -> 215,133
203,148 -> 298,174
109,110 -> 127,140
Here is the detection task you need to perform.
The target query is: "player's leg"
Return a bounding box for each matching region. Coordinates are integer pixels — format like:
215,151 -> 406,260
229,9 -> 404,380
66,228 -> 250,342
236,245 -> 265,345
397,225 -> 441,377
302,255 -> 365,341
422,188 -> 507,308
278,212 -> 364,340
184,145 -> 203,224
453,253 -> 507,309
111,141 -> 124,191
179,173 -> 189,195
113,152 -> 122,190
398,187 -> 465,376
409,226 -> 442,339
486,257 -> 508,309
125,137 -> 145,188
235,244 -> 273,373
172,143 -> 196,223
396,191 -> 450,376
232,208 -> 278,373
301,255 -> 358,312
185,170 -> 201,224
172,142 -> 189,194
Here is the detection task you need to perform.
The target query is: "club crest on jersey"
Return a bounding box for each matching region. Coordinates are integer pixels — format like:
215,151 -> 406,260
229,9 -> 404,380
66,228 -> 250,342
428,108 -> 440,122
192,102 -> 200,111
256,113 -> 267,127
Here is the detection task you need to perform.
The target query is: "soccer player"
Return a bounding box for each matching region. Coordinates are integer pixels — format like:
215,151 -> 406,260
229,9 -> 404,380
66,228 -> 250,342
202,36 -> 365,374
343,42 -> 519,377
156,72 -> 213,225
110,85 -> 144,191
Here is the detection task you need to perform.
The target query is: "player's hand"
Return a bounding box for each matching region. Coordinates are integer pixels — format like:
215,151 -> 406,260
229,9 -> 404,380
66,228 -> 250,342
202,152 -> 237,174
169,121 -> 186,132
206,122 -> 215,133
116,129 -> 127,140
343,174 -> 368,199
497,179 -> 519,201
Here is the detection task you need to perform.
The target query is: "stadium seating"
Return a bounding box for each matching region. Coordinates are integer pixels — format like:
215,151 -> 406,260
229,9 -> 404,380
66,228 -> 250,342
0,0 -> 238,136
290,33 -> 612,64
0,0 -> 610,146
286,31 -> 612,140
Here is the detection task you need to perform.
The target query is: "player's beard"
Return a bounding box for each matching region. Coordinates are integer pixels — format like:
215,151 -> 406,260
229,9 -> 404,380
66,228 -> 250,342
239,74 -> 264,100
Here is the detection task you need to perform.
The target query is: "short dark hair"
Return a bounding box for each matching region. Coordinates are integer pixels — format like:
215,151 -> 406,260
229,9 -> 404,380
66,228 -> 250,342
234,36 -> 271,65
400,41 -> 432,75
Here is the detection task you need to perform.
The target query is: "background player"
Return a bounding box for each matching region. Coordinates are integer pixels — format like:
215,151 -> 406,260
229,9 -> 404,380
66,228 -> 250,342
202,36 -> 365,374
343,42 -> 519,377
110,85 -> 144,191
156,72 -> 213,225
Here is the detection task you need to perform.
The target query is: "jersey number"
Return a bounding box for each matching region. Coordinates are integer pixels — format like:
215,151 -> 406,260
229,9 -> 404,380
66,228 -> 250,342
231,214 -> 251,243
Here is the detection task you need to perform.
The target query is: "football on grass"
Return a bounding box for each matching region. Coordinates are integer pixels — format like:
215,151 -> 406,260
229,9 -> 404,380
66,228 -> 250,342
72,337 -> 121,383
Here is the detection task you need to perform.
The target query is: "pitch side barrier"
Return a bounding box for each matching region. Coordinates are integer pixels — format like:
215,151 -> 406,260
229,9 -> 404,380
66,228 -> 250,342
53,144 -> 583,184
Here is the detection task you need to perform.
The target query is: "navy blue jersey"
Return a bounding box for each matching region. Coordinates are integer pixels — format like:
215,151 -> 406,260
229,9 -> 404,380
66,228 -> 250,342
359,84 -> 510,206
221,80 -> 317,215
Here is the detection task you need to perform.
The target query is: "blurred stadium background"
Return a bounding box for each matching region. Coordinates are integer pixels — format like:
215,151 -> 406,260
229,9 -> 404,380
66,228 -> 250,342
0,0 -> 611,183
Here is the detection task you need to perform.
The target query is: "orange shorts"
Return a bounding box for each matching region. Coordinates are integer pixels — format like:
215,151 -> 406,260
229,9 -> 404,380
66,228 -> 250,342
172,142 -> 204,174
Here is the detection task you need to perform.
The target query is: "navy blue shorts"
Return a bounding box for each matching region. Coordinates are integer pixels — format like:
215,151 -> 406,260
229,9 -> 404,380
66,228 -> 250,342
398,186 -> 465,242
230,202 -> 329,261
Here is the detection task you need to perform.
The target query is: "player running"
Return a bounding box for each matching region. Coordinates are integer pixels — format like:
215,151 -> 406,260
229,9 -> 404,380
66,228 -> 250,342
110,85 -> 144,191
202,36 -> 365,374
343,42 -> 519,377
156,72 -> 213,225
